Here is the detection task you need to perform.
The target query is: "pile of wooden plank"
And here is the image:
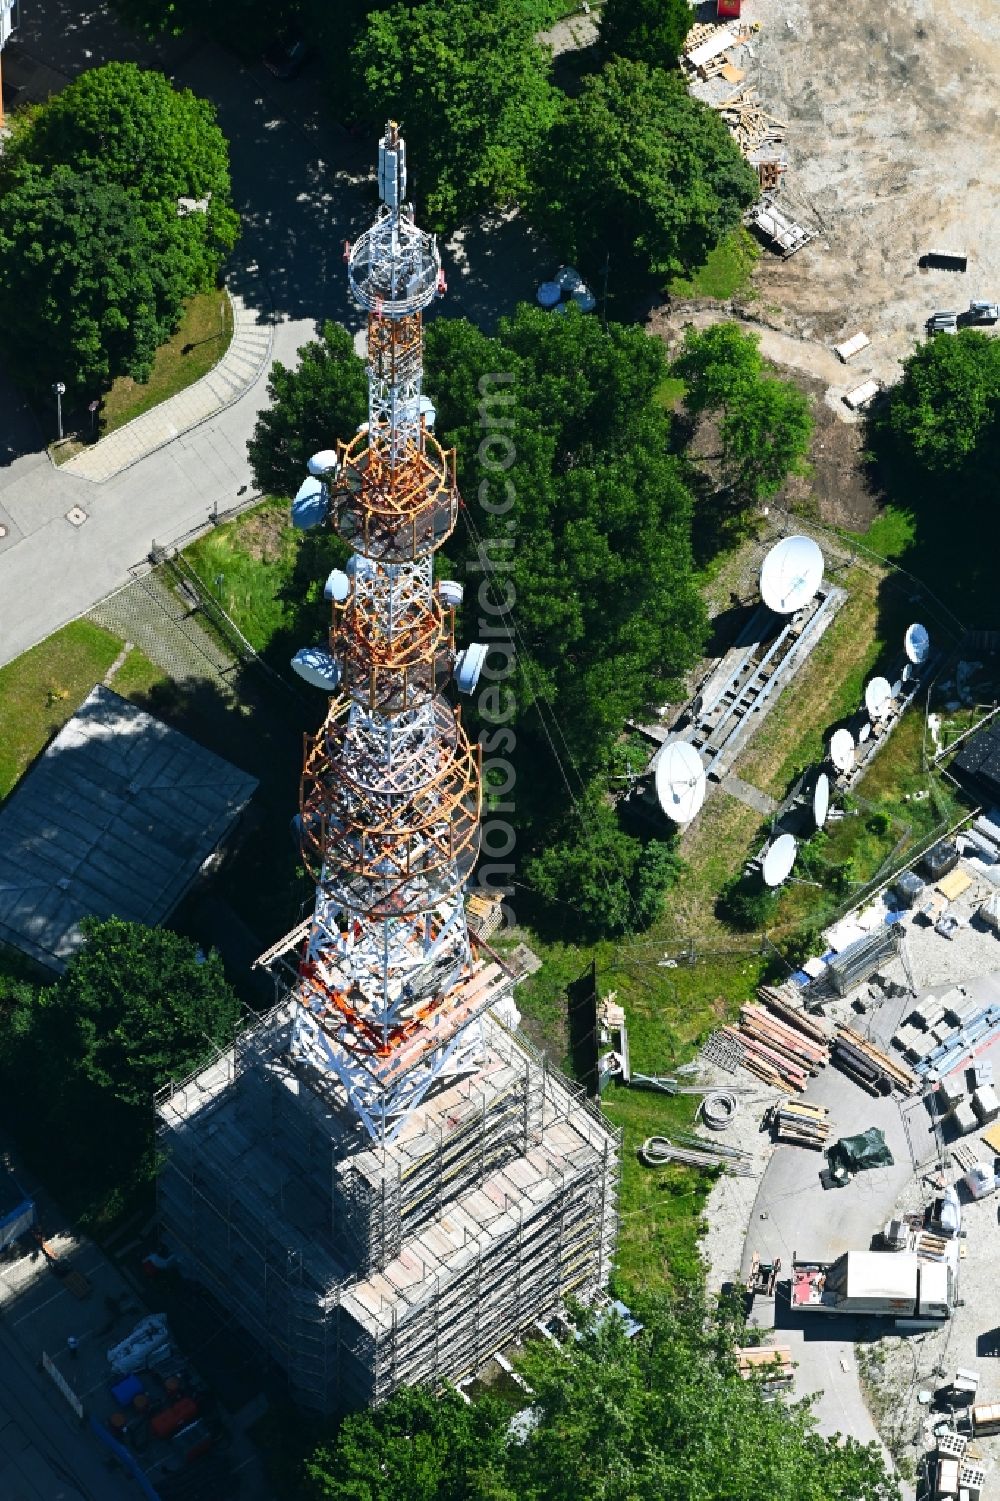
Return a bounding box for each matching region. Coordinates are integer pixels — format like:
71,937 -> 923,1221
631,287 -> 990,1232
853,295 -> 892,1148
722,993 -> 831,1091
772,1098 -> 830,1150
833,1025 -> 920,1097
736,1344 -> 793,1389
712,89 -> 787,156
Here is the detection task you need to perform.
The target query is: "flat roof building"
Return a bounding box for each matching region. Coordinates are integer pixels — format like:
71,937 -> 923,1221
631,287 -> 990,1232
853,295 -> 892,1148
0,685 -> 257,970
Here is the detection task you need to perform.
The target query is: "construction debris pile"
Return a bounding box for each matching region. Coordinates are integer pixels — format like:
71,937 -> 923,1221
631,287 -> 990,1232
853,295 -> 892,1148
833,1024 -> 920,1097
721,987 -> 831,1091
679,19 -> 817,259
713,88 -> 786,156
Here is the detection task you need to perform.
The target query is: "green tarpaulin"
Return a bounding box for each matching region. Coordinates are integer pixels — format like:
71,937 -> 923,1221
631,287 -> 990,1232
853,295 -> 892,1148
826,1127 -> 894,1182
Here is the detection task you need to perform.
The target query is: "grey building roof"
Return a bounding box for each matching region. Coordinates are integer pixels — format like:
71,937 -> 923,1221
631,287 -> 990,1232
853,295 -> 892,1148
0,685 -> 258,971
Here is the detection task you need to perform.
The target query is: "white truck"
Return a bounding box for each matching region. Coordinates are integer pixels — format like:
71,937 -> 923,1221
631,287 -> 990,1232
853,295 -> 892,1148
790,1251 -> 952,1323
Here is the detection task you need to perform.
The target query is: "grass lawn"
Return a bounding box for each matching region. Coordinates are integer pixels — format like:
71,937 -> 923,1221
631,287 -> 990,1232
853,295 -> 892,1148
735,566 -> 886,798
52,288 -> 233,462
0,621 -> 123,797
0,622 -> 171,800
184,498 -> 302,652
667,228 -> 761,302
654,374 -> 687,412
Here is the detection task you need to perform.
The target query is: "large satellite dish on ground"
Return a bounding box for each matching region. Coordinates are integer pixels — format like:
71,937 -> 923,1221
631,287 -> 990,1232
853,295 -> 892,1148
762,833 -> 797,887
813,772 -> 830,829
655,741 -> 707,825
904,623 -> 930,665
830,729 -> 855,773
865,676 -> 893,720
759,535 -> 824,615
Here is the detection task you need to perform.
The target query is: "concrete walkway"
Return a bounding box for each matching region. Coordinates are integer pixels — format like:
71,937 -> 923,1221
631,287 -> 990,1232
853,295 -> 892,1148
61,289 -> 273,482
720,772 -> 778,816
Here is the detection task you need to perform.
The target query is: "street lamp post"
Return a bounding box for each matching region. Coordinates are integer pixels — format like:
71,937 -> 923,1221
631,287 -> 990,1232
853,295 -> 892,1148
53,381 -> 65,441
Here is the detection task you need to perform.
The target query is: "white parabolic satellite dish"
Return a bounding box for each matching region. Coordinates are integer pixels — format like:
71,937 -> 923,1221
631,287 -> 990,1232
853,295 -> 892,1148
865,676 -> 893,719
759,535 -> 824,615
904,623 -> 930,665
762,833 -> 797,888
813,772 -> 830,829
829,728 -> 854,773
655,741 -> 707,825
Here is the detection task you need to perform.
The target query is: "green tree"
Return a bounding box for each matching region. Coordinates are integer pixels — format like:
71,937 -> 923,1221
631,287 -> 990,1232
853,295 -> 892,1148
304,1291 -> 900,1501
247,322 -> 368,498
45,917 -> 240,1108
351,0 -> 557,230
525,797 -> 646,938
718,873 -> 778,932
0,166 -> 184,395
426,305 -> 706,780
0,921 -> 240,1215
674,322 -> 765,415
4,62 -> 239,293
600,0 -> 692,68
675,323 -> 812,508
306,1385 -> 511,1501
720,376 -> 812,504
529,59 -> 758,283
881,329 -> 1000,474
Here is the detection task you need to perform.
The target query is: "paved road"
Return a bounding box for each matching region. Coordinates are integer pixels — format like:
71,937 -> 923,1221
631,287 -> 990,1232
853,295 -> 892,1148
0,1319 -> 134,1501
0,6 -> 547,669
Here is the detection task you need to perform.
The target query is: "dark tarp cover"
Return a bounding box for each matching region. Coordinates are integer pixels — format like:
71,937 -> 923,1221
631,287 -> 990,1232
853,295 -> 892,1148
826,1127 -> 894,1179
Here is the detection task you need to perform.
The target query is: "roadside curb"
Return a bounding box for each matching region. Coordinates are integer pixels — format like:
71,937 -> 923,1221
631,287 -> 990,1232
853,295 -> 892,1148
54,279 -> 275,484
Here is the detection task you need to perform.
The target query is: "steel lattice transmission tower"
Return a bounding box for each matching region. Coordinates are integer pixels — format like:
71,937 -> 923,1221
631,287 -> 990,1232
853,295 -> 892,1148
156,122 -> 620,1416
289,120 -> 508,1142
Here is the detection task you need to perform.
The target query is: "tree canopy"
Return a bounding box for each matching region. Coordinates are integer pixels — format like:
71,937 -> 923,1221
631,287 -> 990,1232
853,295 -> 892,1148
248,321 -> 368,498
600,0 -> 692,69
6,62 -> 238,289
880,329 -> 1000,475
675,323 -> 813,510
0,920 -> 240,1213
0,63 -> 237,398
351,0 -> 557,230
0,166 -> 183,393
304,1291 -> 900,1501
529,59 -> 758,283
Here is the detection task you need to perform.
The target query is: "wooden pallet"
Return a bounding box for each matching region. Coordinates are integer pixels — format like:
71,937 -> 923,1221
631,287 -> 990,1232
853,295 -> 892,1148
951,1140 -> 982,1174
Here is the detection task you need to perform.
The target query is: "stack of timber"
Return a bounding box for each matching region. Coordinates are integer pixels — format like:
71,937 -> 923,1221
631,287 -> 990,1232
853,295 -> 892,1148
722,994 -> 831,1090
736,1344 -> 793,1390
773,1099 -> 830,1150
833,1026 -> 920,1097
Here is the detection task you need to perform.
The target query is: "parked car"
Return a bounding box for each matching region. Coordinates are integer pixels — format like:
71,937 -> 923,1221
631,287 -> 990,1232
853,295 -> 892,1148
263,30 -> 310,79
967,300 -> 999,325
926,311 -> 958,334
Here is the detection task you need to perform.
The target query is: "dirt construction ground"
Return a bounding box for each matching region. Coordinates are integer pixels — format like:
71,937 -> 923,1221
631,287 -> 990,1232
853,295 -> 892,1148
708,0 -> 1000,384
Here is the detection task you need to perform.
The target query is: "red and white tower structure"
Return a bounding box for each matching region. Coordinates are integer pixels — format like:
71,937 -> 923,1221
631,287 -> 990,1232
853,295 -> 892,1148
288,120 -> 508,1142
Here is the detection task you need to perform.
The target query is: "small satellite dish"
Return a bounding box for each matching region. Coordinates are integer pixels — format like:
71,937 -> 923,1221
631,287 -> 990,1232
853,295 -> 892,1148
455,643 -> 488,695
307,449 -> 339,478
759,535 -> 824,615
536,280 -> 561,309
904,623 -> 930,665
901,663 -> 913,683
346,553 -> 376,580
829,729 -> 855,773
438,579 -> 464,609
654,741 -> 707,826
291,476 -> 329,531
859,721 -> 872,744
324,569 -> 351,604
813,772 -> 830,829
865,676 -> 893,720
291,648 -> 342,692
762,834 -> 797,888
